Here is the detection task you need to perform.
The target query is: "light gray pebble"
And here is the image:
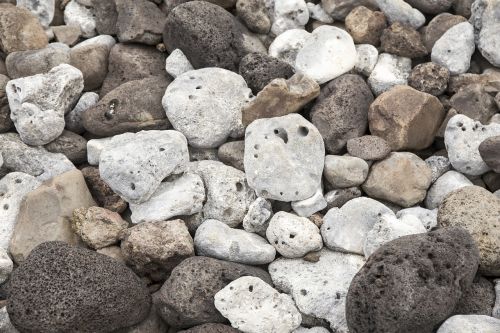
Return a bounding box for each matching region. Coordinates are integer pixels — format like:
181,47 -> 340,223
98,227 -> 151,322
268,28 -> 311,66
368,53 -> 412,95
471,0 -> 500,67
375,0 -> 426,29
354,44 -> 379,77
397,206 -> 438,231
64,0 -> 97,38
243,197 -> 273,236
291,187 -> 327,217
0,247 -> 13,284
0,307 -> 19,333
65,92 -> 99,134
425,155 -> 451,183
188,147 -> 219,162
86,137 -> 111,166
293,327 -> 330,333
425,170 -> 473,209
324,155 -> 369,188
306,2 -> 334,23
165,49 -> 194,79
17,0 -> 55,28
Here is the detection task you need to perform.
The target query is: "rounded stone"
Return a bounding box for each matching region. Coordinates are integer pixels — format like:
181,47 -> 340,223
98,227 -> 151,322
324,155 -> 369,188
405,0 -> 453,13
239,52 -> 294,93
345,6 -> 387,46
479,135 -> 500,173
424,171 -> 473,209
354,44 -> 379,76
346,135 -> 391,161
0,248 -> 13,284
268,29 -> 311,66
236,0 -> 271,34
374,0 -> 426,29
44,130 -> 87,165
367,53 -> 412,96
217,141 -> 245,171
423,13 -> 467,51
408,62 -> 450,96
437,315 -> 500,333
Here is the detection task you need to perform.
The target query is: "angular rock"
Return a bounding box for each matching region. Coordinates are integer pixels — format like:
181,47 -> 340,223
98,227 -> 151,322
17,0 -> 55,28
345,6 -> 387,46
437,315 -> 500,333
479,135 -> 500,173
450,83 -> 497,124
425,155 -> 451,183
397,206 -> 437,231
346,135 -> 391,161
324,187 -> 362,210
115,0 -> 165,45
81,166 -> 127,213
65,92 -> 99,134
374,0 -> 425,29
471,0 -> 500,67
408,62 -> 449,96
368,53 -> 411,95
52,25 -> 81,46
243,197 -> 273,235
271,0 -> 309,35
380,22 -> 427,58
324,155 -> 369,188
236,0 -> 271,34
63,0 -> 96,38
165,49 -> 193,79
88,0 -> 117,35
218,141 -> 245,171
0,248 -> 13,284
423,13 -> 467,51
44,130 -> 87,165
425,171 -> 473,209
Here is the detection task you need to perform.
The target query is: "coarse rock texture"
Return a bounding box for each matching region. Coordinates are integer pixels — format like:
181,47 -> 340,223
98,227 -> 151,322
114,303 -> 168,333
406,0 -> 454,13
380,22 -> 427,58
324,187 -> 362,210
115,0 -> 166,45
449,83 -> 497,124
243,197 -> 273,235
268,29 -> 311,66
81,166 -> 127,213
453,275 -> 495,316
346,135 -> 391,161
426,155 -> 451,183
436,315 -> 500,333
7,242 -> 150,333
64,0 -> 97,38
324,155 -> 369,188
17,0 -> 55,28
345,6 -> 387,46
397,206 -> 438,231
423,13 -> 467,51
374,0 -> 426,29
408,62 -> 450,96
354,44 -> 379,76
52,25 -> 82,46
425,170 -> 473,209
44,130 -> 87,165
0,74 -> 12,133
178,323 -> 240,333
438,186 -> 500,276
479,135 -> 500,173
236,0 -> 271,34
322,0 -> 377,20
271,0 -> 309,35
0,306 -> 17,333
239,52 -> 295,93
244,114 -> 324,201
368,53 -> 412,95
0,247 -> 13,285
165,48 -> 194,79
471,0 -> 500,67
155,256 -> 271,328
346,227 -> 480,333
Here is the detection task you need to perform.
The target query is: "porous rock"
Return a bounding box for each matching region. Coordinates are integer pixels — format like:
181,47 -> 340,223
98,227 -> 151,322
115,0 -> 165,45
408,62 -> 449,96
346,135 -> 391,161
239,52 -> 295,93
436,315 -> 500,333
380,22 -> 427,58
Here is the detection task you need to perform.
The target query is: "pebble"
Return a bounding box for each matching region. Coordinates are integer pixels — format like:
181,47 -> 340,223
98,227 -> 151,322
115,0 -> 165,45
322,0 -> 377,20
479,135 -> 500,173
354,44 -> 379,76
408,62 -> 450,96
215,276 -> 302,333
178,323 -> 240,333
82,168 -> 127,213
306,2 -> 334,23
64,0 -> 97,38
99,130 -> 189,204
86,137 -> 111,165
271,0 -> 309,36
453,275 -> 496,316
437,315 -> 500,333
494,279 -> 500,318
375,0 -> 425,29
324,187 -> 362,210
52,25 -> 81,46
346,135 -> 391,161
324,155 -> 369,188
0,248 -> 13,284
0,75 -> 12,133
445,114 -> 500,176
217,141 -> 245,171
368,53 -> 412,95
291,188 -> 327,217
266,211 -> 323,258
64,91 -> 99,134
431,22 -> 475,75
269,249 -> 365,333
43,130 -> 87,165
165,49 -> 194,79
450,83 -> 497,124
423,13 -> 467,51
397,206 -> 438,231
236,0 -> 271,34
380,22 -> 427,58
0,305 -> 17,333
16,0 -> 55,28
471,0 -> 500,67
244,113 -> 324,201
243,197 -> 273,235
345,6 -> 387,45
425,170 -> 473,209
268,28 -> 311,66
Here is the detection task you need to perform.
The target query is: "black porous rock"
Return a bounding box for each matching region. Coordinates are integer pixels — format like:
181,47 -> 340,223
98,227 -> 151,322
239,52 -> 295,93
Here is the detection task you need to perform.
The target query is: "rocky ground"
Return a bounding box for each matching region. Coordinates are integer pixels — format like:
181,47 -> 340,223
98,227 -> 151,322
0,0 -> 499,332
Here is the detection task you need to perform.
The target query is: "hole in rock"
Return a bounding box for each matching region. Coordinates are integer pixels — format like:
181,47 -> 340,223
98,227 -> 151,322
159,147 -> 165,152
273,128 -> 288,143
298,126 -> 309,137
130,183 -> 136,190
236,182 -> 243,191
15,179 -> 22,183
248,285 -> 253,292
300,289 -> 307,295
289,234 -> 296,239
195,86 -> 202,89
3,204 -> 8,210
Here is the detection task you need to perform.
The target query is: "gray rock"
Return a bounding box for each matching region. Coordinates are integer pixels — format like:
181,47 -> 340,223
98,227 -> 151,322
346,135 -> 391,161
494,279 -> 500,318
307,2 -> 334,23
368,53 -> 412,95
165,49 -> 194,79
17,0 -> 55,28
44,130 -> 87,165
188,146 -> 218,162
236,0 -> 271,34
268,29 -> 311,66
354,44 -> 379,76
397,206 -> 438,231
293,327 -> 330,333
436,315 -> 500,333
324,155 -> 369,188
479,135 -> 500,173
0,74 -> 13,133
405,0 -> 453,13
115,0 -> 165,45
0,247 -> 13,284
291,188 -> 327,217
271,0 -> 309,35
64,0 -> 97,38
324,187 -> 362,210
450,83 -> 497,124
86,137 -> 111,166
453,275 -> 496,316
243,197 -> 273,236
218,141 -> 245,171
64,92 -> 99,134
425,155 -> 451,183
322,0 -> 378,20
425,171 -> 473,209
423,13 -> 467,52
374,0 -> 425,29
470,0 -> 500,67
0,307 -> 18,333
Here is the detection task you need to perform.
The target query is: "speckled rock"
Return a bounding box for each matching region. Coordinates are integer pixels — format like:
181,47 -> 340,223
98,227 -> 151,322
346,135 -> 391,161
479,135 -> 500,173
397,206 -> 438,231
380,22 -> 427,58
324,155 -> 369,188
450,83 -> 497,124
239,52 -> 294,93
324,187 -> 362,210
408,62 -> 449,96
0,75 -> 12,133
268,29 -> 311,66
345,6 -> 387,45
354,44 -> 379,76
368,53 -> 412,95
0,248 -> 13,284
470,0 -> 500,67
271,0 -> 309,35
178,323 -> 240,333
374,0 -> 426,29
165,48 -> 193,79
453,275 -> 495,316
64,92 -> 99,134
236,0 -> 271,34
425,155 -> 451,183
17,0 -> 55,28
243,197 -> 273,235
44,130 -> 87,165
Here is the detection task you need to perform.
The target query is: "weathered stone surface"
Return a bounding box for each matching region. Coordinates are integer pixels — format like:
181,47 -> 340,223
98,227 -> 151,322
115,0 -> 165,45
425,171 -> 473,209
0,75 -> 12,133
291,188 -> 327,217
52,25 -> 81,46
423,13 -> 467,51
450,83 -> 497,124
271,0 -> 309,35
165,48 -> 193,79
408,62 -> 449,96
322,0 -> 378,20
243,197 -> 273,235
345,6 -> 387,46
453,275 -> 495,316
0,248 -> 13,284
374,0 -> 426,29
397,206 -> 438,231
81,166 -> 127,213
178,323 -> 240,333
324,155 -> 369,188
44,130 -> 87,165
437,315 -> 500,333
236,0 -> 271,34
368,53 -> 412,95
425,155 -> 451,183
65,92 -> 99,134
346,135 -> 391,161
218,141 -> 245,171
380,22 -> 427,58
324,187 -> 362,210
471,0 -> 500,67
17,0 -> 55,28
268,29 -> 311,66
405,0 -> 453,13
114,303 -> 168,333
479,135 -> 500,173
354,44 -> 379,76
64,0 -> 97,38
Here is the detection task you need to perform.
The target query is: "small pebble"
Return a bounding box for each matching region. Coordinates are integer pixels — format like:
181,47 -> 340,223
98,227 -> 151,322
324,155 -> 369,188
368,53 -> 412,95
165,49 -> 194,79
291,188 -> 327,217
354,44 -> 379,76
346,135 -> 391,161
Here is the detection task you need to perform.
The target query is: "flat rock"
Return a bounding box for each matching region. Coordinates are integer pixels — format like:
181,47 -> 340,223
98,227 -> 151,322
44,130 -> 87,165
324,155 -> 369,188
81,166 -> 127,213
408,62 -> 449,96
115,0 -> 165,45
368,53 -> 412,95
425,170 -> 473,209
437,315 -> 500,333
345,6 -> 387,46
239,52 -> 295,93
346,135 -> 391,161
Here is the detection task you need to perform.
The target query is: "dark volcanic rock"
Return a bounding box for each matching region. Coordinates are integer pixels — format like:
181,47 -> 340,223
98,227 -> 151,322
453,275 -> 495,316
239,52 -> 294,93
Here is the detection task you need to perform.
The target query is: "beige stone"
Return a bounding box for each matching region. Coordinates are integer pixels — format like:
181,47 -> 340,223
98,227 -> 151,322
52,25 -> 82,46
97,245 -> 126,264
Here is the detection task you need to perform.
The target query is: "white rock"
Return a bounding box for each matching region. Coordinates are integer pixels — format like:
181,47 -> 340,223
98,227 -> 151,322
295,26 -> 357,84
368,53 -> 412,95
0,248 -> 13,284
243,197 -> 273,236
214,276 -> 302,333
397,206 -> 438,231
424,171 -> 473,209
244,113 -> 325,201
269,249 -> 365,333
425,155 -> 451,183
72,34 -> 115,50
17,0 -> 55,28
165,49 -> 194,79
64,0 -> 97,38
268,28 -> 311,66
431,22 -> 475,75
65,92 -> 99,134
6,64 -> 84,146
306,3 -> 334,23
363,213 -> 427,257
436,315 -> 500,333
493,279 -> 500,318
293,327 -> 330,333
291,187 -> 327,217
163,68 -> 252,148
375,0 -> 425,29
86,137 -> 111,166
188,160 -> 255,227
194,219 -> 276,265
324,155 -> 369,188
321,197 -> 394,255
354,44 -> 379,76
445,114 -> 500,176
0,172 -> 41,250
99,130 -> 189,204
0,307 -> 19,333
266,211 -> 323,258
272,0 -> 309,36
471,0 -> 500,67
129,173 -> 205,224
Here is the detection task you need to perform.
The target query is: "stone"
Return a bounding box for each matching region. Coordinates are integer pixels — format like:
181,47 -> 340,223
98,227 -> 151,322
480,135 -> 500,173
453,275 -> 495,316
189,146 -> 219,162
64,0 -> 96,38
346,135 -> 391,161
425,171 -> 473,209
374,0 -> 425,29
243,197 -> 273,235
81,166 -> 127,213
65,92 -> 99,134
450,83 -> 497,124
16,0 -> 55,28
311,74 -> 373,154
483,171 -> 500,192
178,323 -> 240,333
354,44 -> 379,76
8,169 -> 95,264
368,53 -> 412,95
431,22 -> 475,75
120,219 -> 194,281
408,62 -> 449,96
438,186 -> 500,276
445,114 -> 500,176
397,206 -> 438,231
324,187 -> 362,210
5,43 -> 70,79
194,219 -> 276,265
71,206 -> 128,250
307,2 -> 334,23
115,0 -> 165,45
321,197 -> 394,254
346,227 -> 480,333
0,4 -> 48,54
407,0 -> 454,13
0,75 -> 12,133
163,1 -> 265,71
6,64 -> 84,146
87,0 -> 117,35
236,0 -> 271,34
368,85 -> 445,151
163,68 -> 251,148
322,0 -> 378,20
423,13 -> 467,51
345,6 -> 387,45
241,73 -> 319,127
165,49 -> 193,79
270,249 -> 365,332
271,0 -> 309,35
96,246 -> 125,263
115,303 -> 168,333
380,22 -> 427,58
291,188 -> 327,217
425,155 -> 451,183
129,172 -> 205,224
52,25 -> 81,46
293,328 -> 329,333
99,130 -> 189,204
0,246 -> 13,284
244,114 -> 324,201
436,315 -> 500,333
362,152 -> 432,207
218,141 -> 245,171
0,305 -> 18,333
155,256 -> 271,328
44,130 -> 87,165
494,279 -> 500,318
268,29 -> 311,66
324,155 -> 369,188
471,0 -> 500,67
7,241 -> 150,333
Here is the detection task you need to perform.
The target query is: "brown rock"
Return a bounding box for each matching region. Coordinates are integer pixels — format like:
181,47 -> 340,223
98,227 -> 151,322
217,141 -> 245,171
346,135 -> 391,161
345,6 -> 387,46
380,22 -> 428,58
44,130 -> 87,165
368,85 -> 445,151
450,83 -> 497,124
52,25 -> 82,46
81,166 -> 128,213
408,62 -> 450,96
5,44 -> 70,79
178,323 -> 241,333
70,41 -> 113,91
0,74 -> 12,133
423,13 -> 467,52
116,0 -> 166,45
241,73 -> 319,126
89,0 -> 118,35
479,135 -> 500,173
236,0 -> 271,34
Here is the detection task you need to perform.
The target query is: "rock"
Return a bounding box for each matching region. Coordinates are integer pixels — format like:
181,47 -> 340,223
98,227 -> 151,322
307,2 -> 334,23
321,197 -> 394,254
163,68 -> 251,148
425,171 -> 473,209
450,83 -> 497,124
87,0 -> 117,35
425,155 -> 451,183
268,29 -> 311,66
120,219 -> 194,281
293,328 -> 329,333
155,256 -> 271,328
65,92 -> 99,134
354,44 -> 379,76
324,187 -> 362,210
241,73 -> 319,127
374,0 -> 425,29
408,0 -> 454,13
115,303 -> 168,333
16,0 -> 55,28
271,0 -> 309,35
324,155 -> 369,188
445,114 -> 500,176
480,135 -> 500,173
346,227 -> 480,333
311,74 -> 373,154
471,0 -> 500,67
163,1 -> 265,71
322,0 -> 378,20
270,249 -> 365,332
483,171 -> 500,192
52,25 -> 81,46
7,241 -> 150,333
5,43 -> 70,79
129,172 -> 205,224
165,49 -> 194,79
6,63 -> 84,146
436,315 -> 500,333
362,152 -> 432,207
368,53 -> 412,95
0,306 -> 18,333
345,6 -> 387,46
0,3 -> 48,54
368,85 -> 445,151
0,75 -> 12,133
189,146 -> 219,162
243,197 -> 273,235
44,130 -> 87,165
244,114 -> 324,201
215,276 -> 302,333
71,206 -> 128,250
178,323 -> 240,333
236,0 -> 271,34
423,13 -> 467,51
218,141 -> 245,171
397,206 -> 437,231
64,0 -> 96,38
408,62 -> 449,96
453,275 -> 495,316
99,130 -> 189,204
115,0 -> 165,45
346,135 -> 391,161
194,219 -> 276,265
291,188 -> 327,217
81,166 -> 127,213
380,22 -> 427,58
96,246 -> 125,263
0,247 -> 13,284
438,186 -> 500,276
431,22 -> 475,75
494,279 -> 500,318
